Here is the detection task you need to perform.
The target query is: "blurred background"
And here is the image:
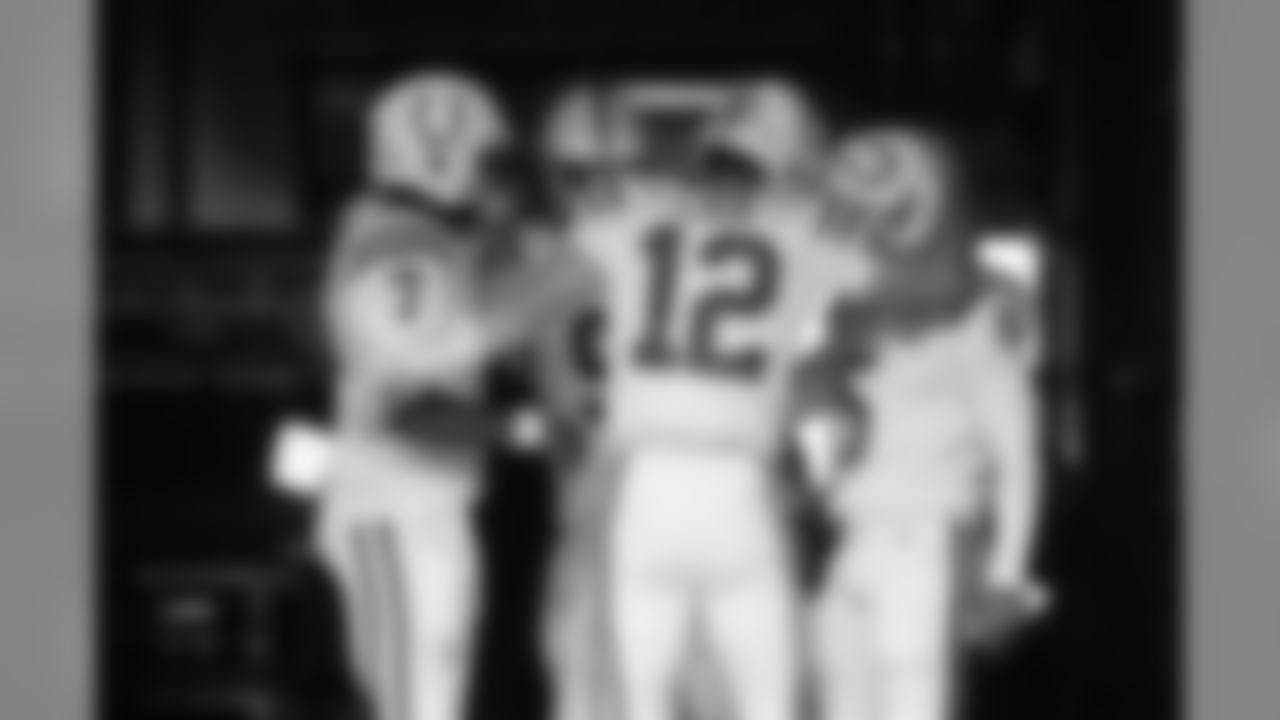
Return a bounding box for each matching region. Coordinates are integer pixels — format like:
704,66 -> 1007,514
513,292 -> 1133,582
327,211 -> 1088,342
97,0 -> 1180,718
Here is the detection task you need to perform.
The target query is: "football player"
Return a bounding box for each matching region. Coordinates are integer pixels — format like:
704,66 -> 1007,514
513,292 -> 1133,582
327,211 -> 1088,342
314,70 -> 588,720
559,79 -> 883,720
538,82 -> 762,720
531,83 -> 633,720
806,126 -> 1049,720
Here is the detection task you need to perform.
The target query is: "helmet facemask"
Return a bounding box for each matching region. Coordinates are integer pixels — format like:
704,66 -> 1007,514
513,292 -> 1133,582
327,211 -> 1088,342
541,85 -> 639,206
367,70 -> 512,214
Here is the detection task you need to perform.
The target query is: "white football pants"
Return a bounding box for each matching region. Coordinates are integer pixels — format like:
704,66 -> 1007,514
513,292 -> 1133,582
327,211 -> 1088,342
605,446 -> 800,720
316,440 -> 482,720
543,455 -> 735,720
812,513 -> 957,720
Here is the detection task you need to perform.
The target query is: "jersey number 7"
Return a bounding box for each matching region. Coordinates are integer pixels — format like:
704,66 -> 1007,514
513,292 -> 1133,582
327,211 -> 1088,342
390,258 -> 431,322
634,227 -> 781,380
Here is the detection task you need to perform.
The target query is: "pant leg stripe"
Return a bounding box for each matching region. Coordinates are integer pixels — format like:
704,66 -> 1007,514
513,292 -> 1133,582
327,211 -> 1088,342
354,523 -> 391,720
351,542 -> 377,688
374,520 -> 411,720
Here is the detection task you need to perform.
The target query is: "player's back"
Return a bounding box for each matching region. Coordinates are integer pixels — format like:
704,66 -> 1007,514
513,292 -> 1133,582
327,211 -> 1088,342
831,270 -> 1038,518
574,177 -> 874,455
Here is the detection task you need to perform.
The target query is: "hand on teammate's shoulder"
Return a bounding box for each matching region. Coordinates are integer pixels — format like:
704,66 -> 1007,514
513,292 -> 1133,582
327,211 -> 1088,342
954,521 -> 1049,655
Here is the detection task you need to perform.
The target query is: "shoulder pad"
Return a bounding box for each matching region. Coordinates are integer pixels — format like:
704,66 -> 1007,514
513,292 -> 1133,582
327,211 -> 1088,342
330,193 -> 464,282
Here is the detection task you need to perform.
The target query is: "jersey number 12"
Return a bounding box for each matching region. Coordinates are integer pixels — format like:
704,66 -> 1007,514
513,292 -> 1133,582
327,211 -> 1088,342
634,227 -> 781,379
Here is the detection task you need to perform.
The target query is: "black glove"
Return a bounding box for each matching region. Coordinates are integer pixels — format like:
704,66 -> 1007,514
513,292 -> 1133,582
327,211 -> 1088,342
957,583 -> 1042,655
953,525 -> 1050,655
780,479 -> 839,593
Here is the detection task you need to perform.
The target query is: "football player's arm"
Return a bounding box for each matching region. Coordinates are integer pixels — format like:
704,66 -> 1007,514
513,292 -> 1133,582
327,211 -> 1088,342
971,284 -> 1046,589
805,217 -> 883,304
530,310 -> 602,459
556,310 -> 605,426
787,348 -> 855,495
473,235 -> 603,357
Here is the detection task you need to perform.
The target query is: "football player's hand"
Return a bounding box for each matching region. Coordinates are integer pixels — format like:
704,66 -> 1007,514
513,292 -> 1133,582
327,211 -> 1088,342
999,576 -> 1052,617
784,485 -> 841,593
958,576 -> 1051,654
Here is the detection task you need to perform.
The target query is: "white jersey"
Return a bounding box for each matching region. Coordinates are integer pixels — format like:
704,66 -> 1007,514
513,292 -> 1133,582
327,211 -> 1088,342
324,191 -> 490,397
568,178 -> 878,455
832,274 -> 1040,519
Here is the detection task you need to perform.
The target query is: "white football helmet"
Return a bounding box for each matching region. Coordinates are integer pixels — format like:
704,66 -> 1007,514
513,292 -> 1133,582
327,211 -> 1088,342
699,78 -> 823,179
367,70 -> 511,205
541,86 -> 640,168
610,80 -> 739,169
826,127 -> 954,251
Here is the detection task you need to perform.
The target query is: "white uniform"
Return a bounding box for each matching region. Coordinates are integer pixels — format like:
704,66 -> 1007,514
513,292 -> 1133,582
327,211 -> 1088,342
315,191 -> 493,720
811,273 -> 1040,720
568,177 -> 877,720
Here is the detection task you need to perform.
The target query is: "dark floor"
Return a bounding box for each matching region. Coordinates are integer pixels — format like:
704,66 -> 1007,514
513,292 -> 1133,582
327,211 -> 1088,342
102,443 -> 1179,720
